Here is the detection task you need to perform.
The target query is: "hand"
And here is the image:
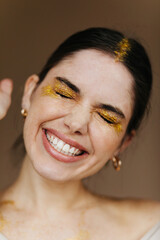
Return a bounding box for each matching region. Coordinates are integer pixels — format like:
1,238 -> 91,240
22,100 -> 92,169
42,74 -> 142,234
0,78 -> 13,120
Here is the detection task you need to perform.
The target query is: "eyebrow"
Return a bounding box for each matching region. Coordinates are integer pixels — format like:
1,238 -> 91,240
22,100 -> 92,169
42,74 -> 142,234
98,104 -> 125,119
55,76 -> 125,119
55,76 -> 80,93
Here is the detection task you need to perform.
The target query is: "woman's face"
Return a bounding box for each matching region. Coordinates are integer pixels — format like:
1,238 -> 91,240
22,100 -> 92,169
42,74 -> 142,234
22,49 -> 134,181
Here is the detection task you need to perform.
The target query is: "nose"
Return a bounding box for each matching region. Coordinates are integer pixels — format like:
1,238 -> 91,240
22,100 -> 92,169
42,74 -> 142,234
64,104 -> 90,135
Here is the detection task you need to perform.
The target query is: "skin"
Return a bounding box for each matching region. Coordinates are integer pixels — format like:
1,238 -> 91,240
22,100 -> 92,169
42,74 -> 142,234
0,49 -> 160,240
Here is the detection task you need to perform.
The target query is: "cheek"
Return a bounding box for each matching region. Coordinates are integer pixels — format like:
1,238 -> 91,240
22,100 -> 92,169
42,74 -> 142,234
90,119 -> 123,160
23,95 -> 74,147
26,97 -> 67,126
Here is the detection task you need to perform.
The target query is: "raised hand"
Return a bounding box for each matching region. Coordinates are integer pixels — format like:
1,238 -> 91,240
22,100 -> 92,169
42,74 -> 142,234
0,79 -> 13,120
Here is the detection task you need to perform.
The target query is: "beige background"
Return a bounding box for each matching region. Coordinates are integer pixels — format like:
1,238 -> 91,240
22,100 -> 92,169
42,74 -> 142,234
0,0 -> 160,200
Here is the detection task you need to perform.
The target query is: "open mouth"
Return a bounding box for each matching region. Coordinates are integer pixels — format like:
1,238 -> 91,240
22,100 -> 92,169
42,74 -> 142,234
42,128 -> 88,163
44,129 -> 85,157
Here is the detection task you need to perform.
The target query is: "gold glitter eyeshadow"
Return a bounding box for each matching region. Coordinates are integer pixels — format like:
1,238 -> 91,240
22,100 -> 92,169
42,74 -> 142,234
114,38 -> 131,62
41,79 -> 77,99
94,108 -> 122,133
54,79 -> 77,99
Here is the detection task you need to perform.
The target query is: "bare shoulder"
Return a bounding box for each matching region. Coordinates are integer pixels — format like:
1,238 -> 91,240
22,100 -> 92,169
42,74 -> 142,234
119,198 -> 160,221
90,193 -> 160,228
87,194 -> 160,238
115,197 -> 160,235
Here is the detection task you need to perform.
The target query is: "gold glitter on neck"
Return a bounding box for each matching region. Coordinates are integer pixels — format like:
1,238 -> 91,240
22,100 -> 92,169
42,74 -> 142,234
114,38 -> 131,62
0,200 -> 15,206
0,200 -> 15,231
66,229 -> 90,240
65,208 -> 90,240
0,211 -> 8,231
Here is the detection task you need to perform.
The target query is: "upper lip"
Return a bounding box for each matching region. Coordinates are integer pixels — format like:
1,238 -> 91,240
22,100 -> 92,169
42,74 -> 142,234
44,128 -> 88,153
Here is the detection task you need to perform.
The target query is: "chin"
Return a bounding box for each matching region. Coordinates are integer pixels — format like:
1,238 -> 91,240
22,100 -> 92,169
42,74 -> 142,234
29,155 -> 75,182
23,125 -> 103,182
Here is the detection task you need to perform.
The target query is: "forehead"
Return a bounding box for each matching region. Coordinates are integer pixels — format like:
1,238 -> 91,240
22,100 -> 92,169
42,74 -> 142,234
45,49 -> 134,118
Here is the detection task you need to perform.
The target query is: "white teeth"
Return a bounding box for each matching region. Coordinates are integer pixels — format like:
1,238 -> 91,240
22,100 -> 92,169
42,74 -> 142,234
74,149 -> 81,155
45,131 -> 83,156
50,135 -> 54,142
57,140 -> 64,150
62,144 -> 70,153
53,137 -> 58,145
69,147 -> 75,154
54,145 -> 58,150
46,133 -> 50,140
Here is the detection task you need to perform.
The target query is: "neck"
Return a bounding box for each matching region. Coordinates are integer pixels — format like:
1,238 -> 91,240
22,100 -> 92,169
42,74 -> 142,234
4,155 -> 91,214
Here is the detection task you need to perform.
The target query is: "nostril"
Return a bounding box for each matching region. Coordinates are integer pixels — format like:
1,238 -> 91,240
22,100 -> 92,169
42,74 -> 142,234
63,110 -> 89,135
75,130 -> 82,135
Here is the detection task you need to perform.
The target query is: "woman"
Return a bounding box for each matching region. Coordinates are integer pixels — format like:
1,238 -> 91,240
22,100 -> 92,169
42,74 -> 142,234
0,27 -> 160,240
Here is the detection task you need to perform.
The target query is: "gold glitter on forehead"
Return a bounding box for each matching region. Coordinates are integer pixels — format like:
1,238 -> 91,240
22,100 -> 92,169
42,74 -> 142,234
114,38 -> 131,62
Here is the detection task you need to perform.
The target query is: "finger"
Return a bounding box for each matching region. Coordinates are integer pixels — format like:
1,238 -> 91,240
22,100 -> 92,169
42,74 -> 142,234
0,78 -> 13,95
0,79 -> 13,119
0,94 -> 11,119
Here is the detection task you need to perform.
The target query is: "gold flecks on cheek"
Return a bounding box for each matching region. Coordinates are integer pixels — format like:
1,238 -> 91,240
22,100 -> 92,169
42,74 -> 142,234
94,108 -> 123,134
41,85 -> 58,98
113,123 -> 122,133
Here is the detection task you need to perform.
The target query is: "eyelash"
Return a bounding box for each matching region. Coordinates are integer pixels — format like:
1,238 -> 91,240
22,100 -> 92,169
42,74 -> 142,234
99,114 -> 116,125
55,91 -> 73,99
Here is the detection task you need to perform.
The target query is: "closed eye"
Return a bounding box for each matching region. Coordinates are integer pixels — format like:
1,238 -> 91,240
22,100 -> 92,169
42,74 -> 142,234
98,113 -> 117,124
55,91 -> 73,99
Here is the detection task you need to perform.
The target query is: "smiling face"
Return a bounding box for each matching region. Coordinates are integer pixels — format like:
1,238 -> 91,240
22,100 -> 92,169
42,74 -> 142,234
22,49 -> 134,181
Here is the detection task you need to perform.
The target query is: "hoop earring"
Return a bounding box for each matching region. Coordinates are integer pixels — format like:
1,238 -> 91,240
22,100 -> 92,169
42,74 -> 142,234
21,109 -> 28,119
112,156 -> 122,171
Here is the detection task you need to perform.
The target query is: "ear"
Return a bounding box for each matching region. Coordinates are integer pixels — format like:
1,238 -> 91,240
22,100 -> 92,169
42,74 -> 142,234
115,130 -> 136,155
21,74 -> 39,111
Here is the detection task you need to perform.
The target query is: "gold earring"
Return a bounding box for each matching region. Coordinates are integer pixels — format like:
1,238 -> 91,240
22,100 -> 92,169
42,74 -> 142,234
21,109 -> 28,119
112,156 -> 122,171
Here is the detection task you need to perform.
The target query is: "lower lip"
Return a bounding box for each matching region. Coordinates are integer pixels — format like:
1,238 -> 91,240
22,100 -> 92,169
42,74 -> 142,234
42,129 -> 88,163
